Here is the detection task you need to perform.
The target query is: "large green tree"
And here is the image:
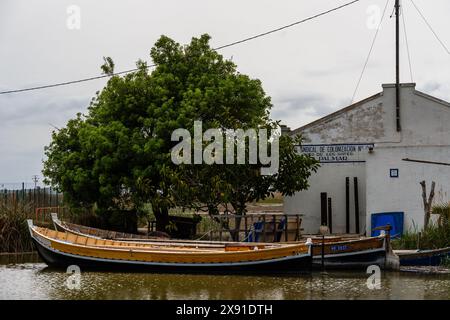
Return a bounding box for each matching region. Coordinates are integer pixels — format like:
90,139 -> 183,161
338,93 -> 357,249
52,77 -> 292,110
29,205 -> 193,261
43,34 -> 318,235
172,133 -> 319,240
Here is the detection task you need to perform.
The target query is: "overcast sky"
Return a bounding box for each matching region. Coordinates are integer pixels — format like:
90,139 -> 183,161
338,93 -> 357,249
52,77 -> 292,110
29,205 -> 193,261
0,0 -> 449,186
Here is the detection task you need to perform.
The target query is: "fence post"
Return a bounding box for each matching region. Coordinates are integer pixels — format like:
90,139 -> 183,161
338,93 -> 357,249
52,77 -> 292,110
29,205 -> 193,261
262,215 -> 266,242
43,187 -> 46,209
244,215 -> 248,241
285,214 -> 289,242
219,216 -> 223,242
272,214 -> 276,241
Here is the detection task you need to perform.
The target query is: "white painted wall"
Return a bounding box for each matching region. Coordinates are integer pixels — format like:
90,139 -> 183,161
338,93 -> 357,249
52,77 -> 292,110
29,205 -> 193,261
285,83 -> 450,235
284,162 -> 366,234
366,146 -> 450,232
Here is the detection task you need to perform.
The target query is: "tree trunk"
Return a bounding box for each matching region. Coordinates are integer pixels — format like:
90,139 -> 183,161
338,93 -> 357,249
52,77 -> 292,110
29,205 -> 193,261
230,203 -> 246,241
231,215 -> 243,242
420,180 -> 436,229
153,205 -> 170,232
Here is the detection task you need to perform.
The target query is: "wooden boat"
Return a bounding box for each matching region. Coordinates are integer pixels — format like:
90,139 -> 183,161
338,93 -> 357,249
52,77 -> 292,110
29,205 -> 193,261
50,213 -> 169,241
28,220 -> 312,273
307,234 -> 398,270
51,213 -> 268,246
50,213 -> 398,270
394,247 -> 450,266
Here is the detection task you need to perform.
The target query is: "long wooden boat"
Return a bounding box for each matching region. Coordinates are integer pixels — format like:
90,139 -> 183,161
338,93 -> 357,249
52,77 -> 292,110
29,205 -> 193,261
51,213 -> 260,246
394,247 -> 450,266
50,213 -> 169,241
50,213 -> 398,270
309,235 -> 398,270
28,220 -> 312,273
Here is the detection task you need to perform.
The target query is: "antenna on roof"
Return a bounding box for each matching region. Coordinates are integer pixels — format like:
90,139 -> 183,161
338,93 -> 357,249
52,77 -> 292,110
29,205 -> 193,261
395,0 -> 401,132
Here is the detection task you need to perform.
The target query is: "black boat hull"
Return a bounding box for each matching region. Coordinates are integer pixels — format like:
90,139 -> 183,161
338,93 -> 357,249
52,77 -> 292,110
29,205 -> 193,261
32,238 -> 312,274
312,249 -> 387,269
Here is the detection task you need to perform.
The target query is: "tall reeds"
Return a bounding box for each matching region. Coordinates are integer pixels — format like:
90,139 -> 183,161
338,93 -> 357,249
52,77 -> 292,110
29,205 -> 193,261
0,202 -> 34,253
393,203 -> 450,250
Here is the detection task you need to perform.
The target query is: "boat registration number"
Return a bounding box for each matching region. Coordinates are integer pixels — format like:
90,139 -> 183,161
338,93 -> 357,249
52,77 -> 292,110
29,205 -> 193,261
331,245 -> 349,252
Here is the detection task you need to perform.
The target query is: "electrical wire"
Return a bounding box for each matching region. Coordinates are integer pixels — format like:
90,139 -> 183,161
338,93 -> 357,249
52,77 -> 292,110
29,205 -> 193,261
214,0 -> 362,50
0,0 -> 362,96
410,0 -> 450,55
401,3 -> 414,82
351,0 -> 391,103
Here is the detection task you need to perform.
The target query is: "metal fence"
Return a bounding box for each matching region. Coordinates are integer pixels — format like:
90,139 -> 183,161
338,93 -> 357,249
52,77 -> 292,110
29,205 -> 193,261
1,186 -> 63,216
198,213 -> 304,242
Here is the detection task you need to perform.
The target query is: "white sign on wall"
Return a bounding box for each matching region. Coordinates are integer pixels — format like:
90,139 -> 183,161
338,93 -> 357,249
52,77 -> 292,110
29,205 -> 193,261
296,143 -> 374,163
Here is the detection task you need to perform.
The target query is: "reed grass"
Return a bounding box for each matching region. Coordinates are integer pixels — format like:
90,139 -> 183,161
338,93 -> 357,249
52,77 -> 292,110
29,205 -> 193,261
392,203 -> 450,250
0,202 -> 34,253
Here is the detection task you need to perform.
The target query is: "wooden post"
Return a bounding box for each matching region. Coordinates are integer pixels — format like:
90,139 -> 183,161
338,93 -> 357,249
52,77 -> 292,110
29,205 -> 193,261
262,215 -> 266,242
272,214 -> 277,241
295,215 -> 300,241
244,214 -> 248,241
417,232 -> 421,250
32,187 -> 35,204
327,198 -> 333,234
284,214 -> 288,242
354,177 -> 360,234
219,215 -> 223,241
321,235 -> 325,270
320,192 -> 328,226
346,177 -> 350,233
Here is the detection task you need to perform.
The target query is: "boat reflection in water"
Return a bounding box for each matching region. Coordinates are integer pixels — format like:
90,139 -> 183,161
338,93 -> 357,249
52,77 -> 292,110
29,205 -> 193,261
2,262 -> 450,299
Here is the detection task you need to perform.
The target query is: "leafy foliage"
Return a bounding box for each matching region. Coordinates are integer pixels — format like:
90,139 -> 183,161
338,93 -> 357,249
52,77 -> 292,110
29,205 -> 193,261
43,34 -> 319,234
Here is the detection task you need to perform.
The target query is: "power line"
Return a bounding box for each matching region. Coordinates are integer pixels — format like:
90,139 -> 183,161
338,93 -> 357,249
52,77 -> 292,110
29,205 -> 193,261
0,0 -> 362,96
410,0 -> 450,55
0,68 -> 139,95
351,0 -> 391,103
214,0 -> 362,50
401,2 -> 414,82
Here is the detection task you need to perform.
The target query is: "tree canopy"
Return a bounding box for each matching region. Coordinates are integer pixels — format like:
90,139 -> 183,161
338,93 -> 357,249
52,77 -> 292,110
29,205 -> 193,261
43,34 -> 319,236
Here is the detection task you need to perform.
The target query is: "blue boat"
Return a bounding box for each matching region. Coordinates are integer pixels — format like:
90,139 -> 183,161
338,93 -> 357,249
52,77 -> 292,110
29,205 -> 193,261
395,247 -> 450,266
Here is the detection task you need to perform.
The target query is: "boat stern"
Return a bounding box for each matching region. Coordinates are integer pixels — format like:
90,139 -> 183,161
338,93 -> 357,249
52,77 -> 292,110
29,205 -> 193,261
50,212 -> 60,230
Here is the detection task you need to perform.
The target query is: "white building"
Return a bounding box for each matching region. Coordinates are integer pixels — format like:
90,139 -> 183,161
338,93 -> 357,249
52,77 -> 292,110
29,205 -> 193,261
284,83 -> 450,235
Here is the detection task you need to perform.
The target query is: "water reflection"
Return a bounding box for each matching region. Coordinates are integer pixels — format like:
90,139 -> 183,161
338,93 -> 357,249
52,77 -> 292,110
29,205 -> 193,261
1,261 -> 449,300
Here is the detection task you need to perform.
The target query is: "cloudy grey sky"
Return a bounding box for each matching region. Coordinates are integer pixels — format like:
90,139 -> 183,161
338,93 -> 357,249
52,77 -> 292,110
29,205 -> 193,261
0,0 -> 449,185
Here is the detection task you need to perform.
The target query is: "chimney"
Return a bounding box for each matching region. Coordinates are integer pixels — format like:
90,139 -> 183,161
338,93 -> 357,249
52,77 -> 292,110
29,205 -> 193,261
280,124 -> 291,136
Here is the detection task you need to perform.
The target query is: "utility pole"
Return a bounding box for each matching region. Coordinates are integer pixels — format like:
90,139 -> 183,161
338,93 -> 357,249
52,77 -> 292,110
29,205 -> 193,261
395,0 -> 401,132
32,175 -> 39,189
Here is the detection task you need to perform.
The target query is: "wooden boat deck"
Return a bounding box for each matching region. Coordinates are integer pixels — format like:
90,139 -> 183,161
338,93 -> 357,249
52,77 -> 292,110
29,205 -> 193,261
32,226 -> 311,264
36,227 -> 289,252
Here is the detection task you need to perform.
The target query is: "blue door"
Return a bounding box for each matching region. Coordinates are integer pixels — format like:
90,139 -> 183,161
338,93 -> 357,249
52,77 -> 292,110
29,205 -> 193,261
371,212 -> 404,238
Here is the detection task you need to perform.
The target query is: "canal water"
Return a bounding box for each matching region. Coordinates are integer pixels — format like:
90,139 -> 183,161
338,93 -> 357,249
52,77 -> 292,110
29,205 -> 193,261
1,254 -> 450,299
